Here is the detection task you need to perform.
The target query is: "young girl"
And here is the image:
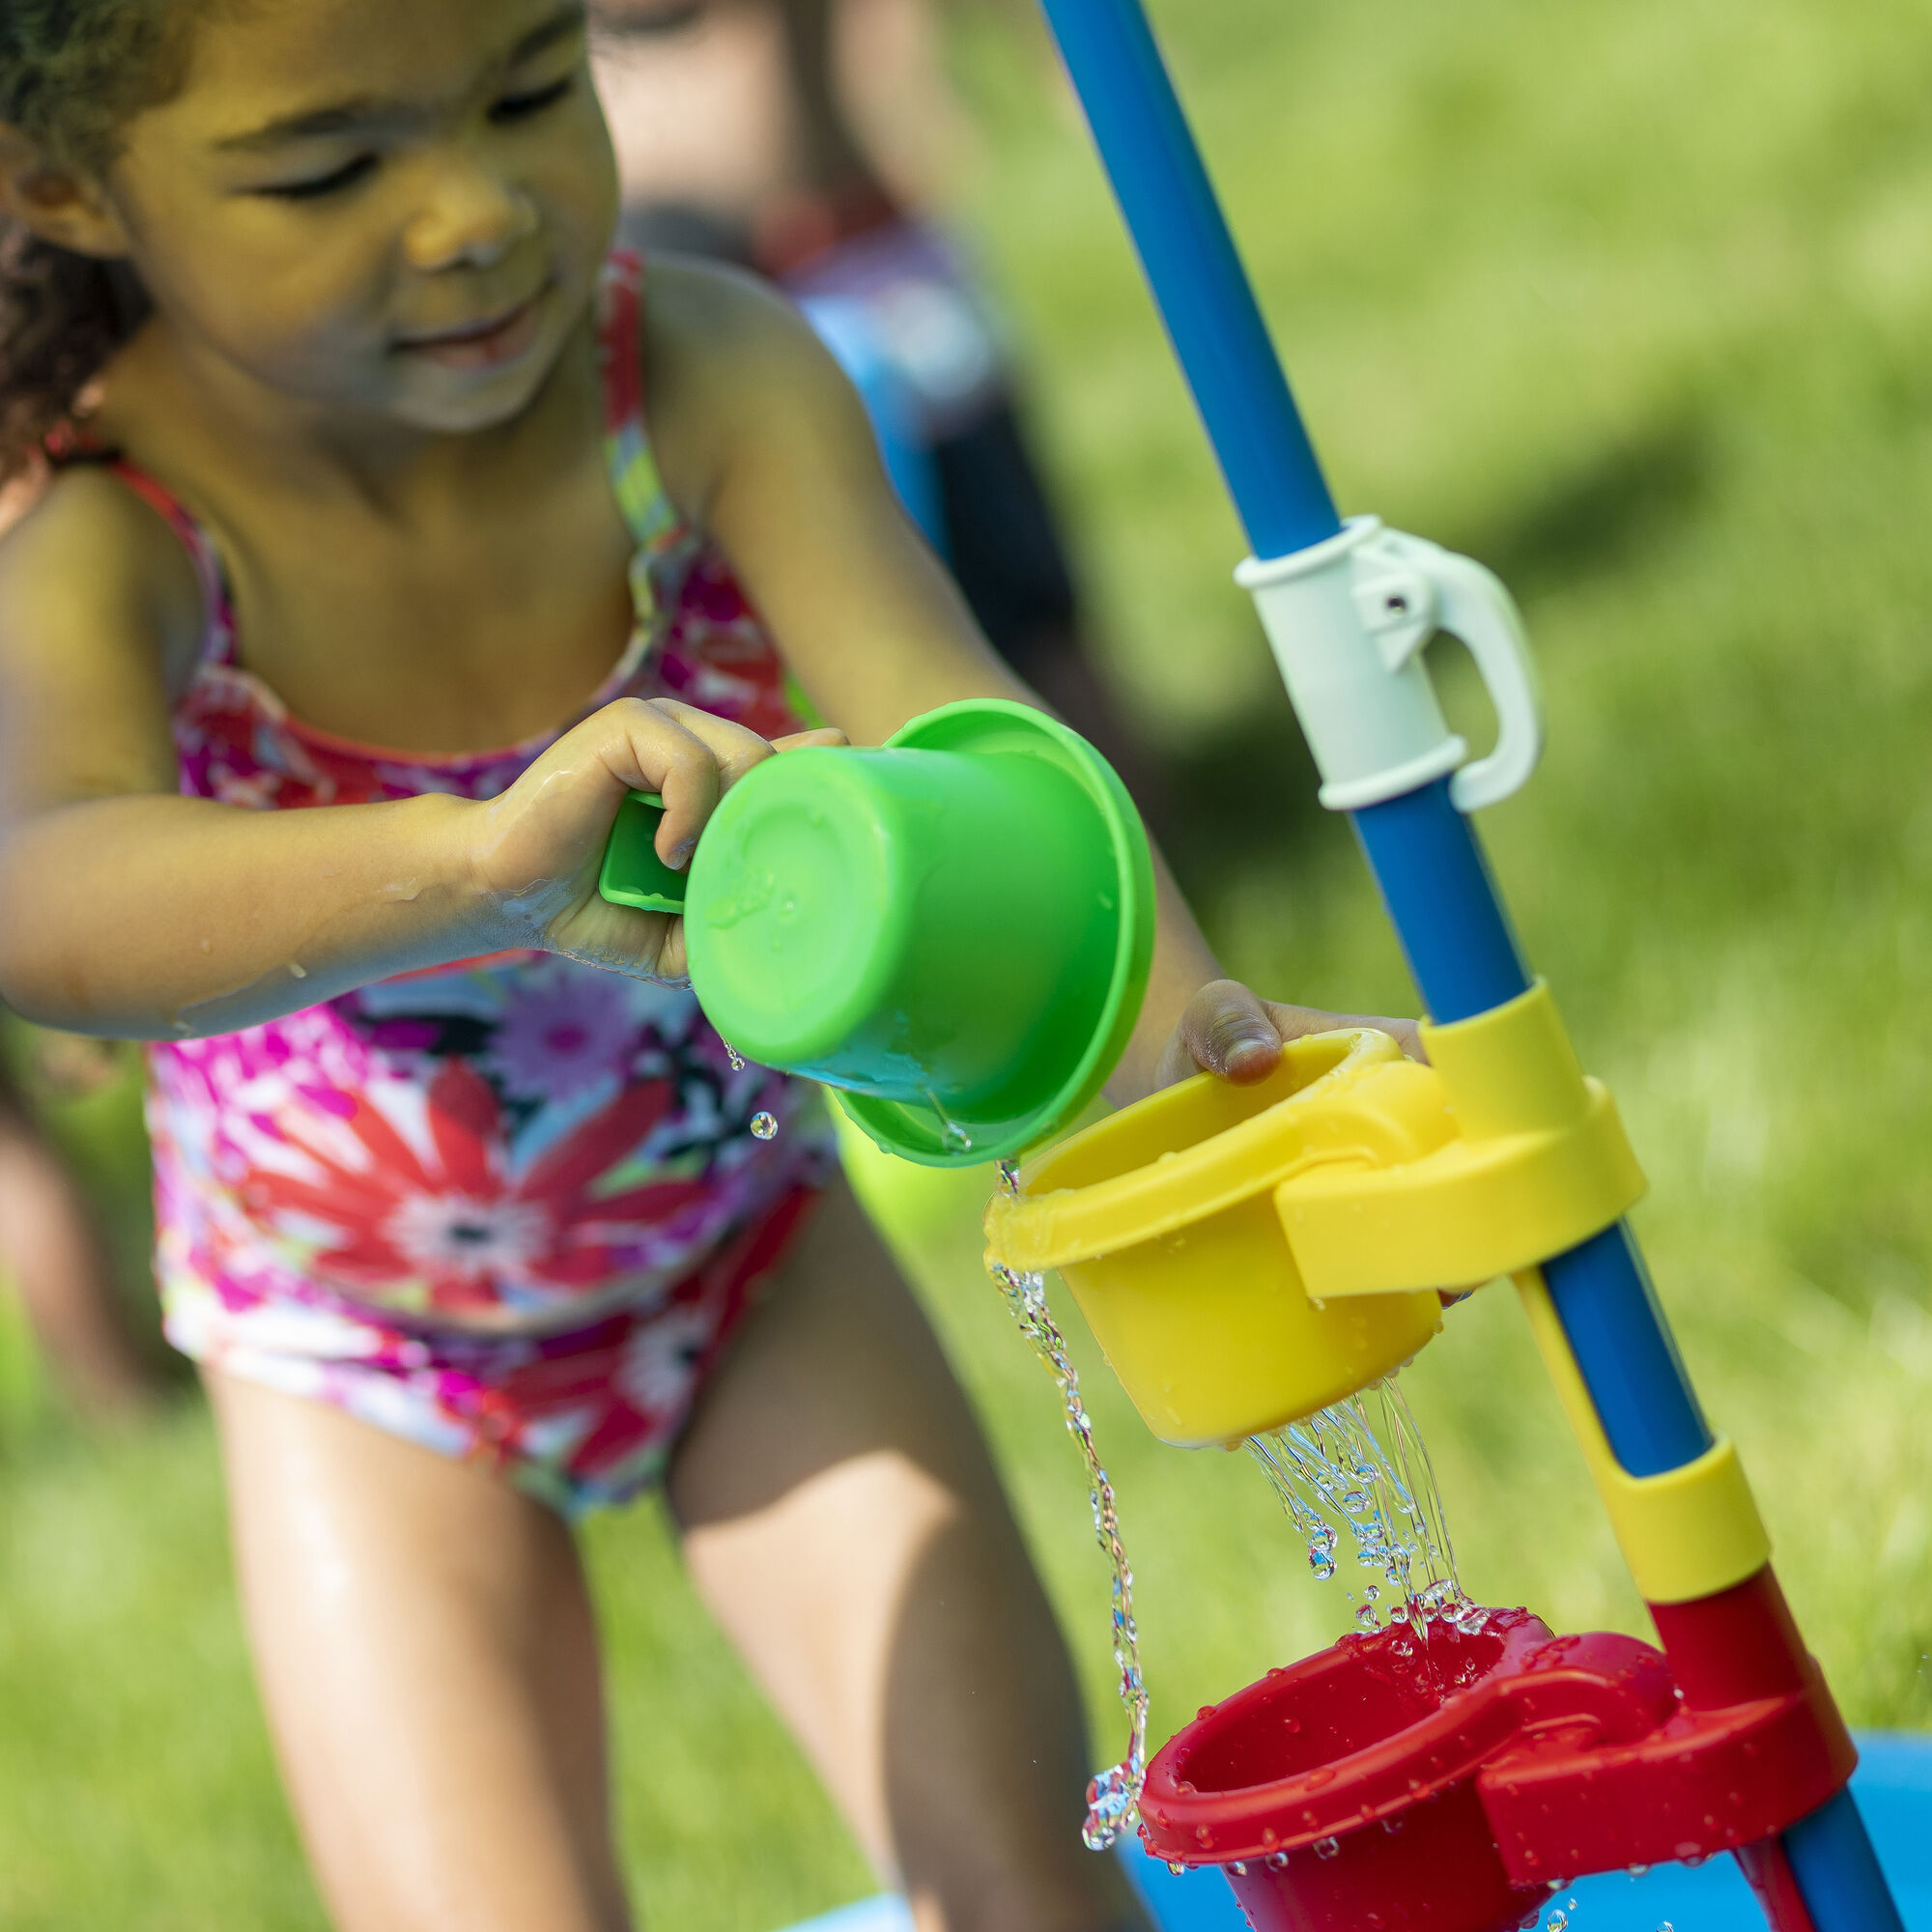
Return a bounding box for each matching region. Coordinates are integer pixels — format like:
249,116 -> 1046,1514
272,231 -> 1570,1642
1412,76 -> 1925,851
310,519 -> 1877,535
0,4 -> 1413,1927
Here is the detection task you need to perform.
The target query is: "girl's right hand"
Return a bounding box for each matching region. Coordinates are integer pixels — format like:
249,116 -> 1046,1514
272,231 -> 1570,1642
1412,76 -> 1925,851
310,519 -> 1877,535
465,696 -> 844,981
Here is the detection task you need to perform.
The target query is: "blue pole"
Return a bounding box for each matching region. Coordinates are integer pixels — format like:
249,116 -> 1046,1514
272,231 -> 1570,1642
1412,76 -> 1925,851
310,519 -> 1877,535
1034,0 -> 1904,1921
1035,0 -> 1338,558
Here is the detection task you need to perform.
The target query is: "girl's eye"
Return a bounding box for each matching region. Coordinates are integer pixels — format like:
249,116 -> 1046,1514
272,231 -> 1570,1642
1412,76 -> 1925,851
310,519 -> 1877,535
491,75 -> 574,123
260,155 -> 377,201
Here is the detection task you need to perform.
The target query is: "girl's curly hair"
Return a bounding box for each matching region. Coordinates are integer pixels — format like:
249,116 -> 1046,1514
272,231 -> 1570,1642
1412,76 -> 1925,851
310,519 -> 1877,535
0,1 -> 202,481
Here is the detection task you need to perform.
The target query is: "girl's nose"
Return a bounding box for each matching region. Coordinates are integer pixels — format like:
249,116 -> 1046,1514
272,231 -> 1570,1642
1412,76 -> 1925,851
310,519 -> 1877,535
404,159 -> 540,273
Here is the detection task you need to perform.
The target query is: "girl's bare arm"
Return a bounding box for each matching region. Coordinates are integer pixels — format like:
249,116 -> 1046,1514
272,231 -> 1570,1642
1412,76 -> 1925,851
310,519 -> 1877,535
0,470 -> 796,1038
641,259 -> 1419,1098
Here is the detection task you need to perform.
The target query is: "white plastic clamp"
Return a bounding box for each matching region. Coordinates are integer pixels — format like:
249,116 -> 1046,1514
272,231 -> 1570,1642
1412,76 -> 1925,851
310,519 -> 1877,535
1235,516 -> 1544,813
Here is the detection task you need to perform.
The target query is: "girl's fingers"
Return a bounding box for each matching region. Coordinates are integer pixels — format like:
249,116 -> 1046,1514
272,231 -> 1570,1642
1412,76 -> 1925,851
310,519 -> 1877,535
587,698 -> 720,864
1156,979 -> 1285,1089
640,709 -> 844,863
598,698 -> 773,867
1155,983 -> 1429,1091
650,698 -> 782,789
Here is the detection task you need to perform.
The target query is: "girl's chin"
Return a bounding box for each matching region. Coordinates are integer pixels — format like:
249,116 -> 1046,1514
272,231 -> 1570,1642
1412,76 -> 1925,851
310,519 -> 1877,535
387,325 -> 575,435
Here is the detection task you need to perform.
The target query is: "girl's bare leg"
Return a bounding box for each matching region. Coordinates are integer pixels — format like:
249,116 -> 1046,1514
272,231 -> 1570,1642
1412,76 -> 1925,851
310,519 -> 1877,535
205,1371 -> 632,1932
668,1178 -> 1151,1932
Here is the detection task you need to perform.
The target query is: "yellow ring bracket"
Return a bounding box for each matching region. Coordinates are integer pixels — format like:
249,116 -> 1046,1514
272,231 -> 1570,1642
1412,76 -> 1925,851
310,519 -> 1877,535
983,1031 -> 1448,1446
1277,981 -> 1648,1300
1516,1268 -> 1771,1603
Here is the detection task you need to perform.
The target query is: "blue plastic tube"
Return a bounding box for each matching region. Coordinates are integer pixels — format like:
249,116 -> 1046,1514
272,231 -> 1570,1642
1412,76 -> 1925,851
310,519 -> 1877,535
1034,2 -> 1905,1923
1034,0 -> 1338,559
1783,1786 -> 1910,1932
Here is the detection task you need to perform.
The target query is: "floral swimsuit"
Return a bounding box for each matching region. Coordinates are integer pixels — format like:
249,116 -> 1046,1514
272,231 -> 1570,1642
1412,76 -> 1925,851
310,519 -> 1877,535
108,255 -> 834,1516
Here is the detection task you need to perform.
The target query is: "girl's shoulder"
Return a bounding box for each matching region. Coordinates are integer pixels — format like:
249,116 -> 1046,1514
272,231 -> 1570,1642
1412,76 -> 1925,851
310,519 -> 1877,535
0,462 -> 208,697
632,253 -> 876,524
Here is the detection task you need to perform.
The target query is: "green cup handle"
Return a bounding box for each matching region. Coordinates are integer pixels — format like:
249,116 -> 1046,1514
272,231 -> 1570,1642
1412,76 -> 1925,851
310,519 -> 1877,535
598,791 -> 687,915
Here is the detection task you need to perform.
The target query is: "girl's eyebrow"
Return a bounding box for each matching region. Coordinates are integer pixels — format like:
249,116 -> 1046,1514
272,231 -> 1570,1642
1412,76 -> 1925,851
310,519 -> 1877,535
213,3 -> 586,153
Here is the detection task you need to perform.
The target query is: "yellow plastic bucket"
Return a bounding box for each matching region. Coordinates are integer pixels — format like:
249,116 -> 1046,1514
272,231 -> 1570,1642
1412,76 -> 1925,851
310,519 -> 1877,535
983,1031 -> 1448,1446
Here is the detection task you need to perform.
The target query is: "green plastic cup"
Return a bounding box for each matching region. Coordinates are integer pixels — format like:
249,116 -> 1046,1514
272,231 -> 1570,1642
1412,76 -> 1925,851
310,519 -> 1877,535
600,699 -> 1153,1167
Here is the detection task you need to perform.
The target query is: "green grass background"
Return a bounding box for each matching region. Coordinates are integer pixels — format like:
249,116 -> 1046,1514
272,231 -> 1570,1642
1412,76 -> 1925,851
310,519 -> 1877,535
6,0 -> 1932,1921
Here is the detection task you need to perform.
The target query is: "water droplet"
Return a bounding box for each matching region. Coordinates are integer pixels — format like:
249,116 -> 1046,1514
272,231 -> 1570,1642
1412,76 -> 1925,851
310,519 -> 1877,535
722,1041 -> 746,1072
924,1088 -> 974,1151
1082,1760 -> 1139,1850
751,1111 -> 778,1140
998,1158 -> 1020,1197
1548,1914 -> 1568,1932
1264,1851 -> 1290,1870
1165,1861 -> 1185,1877
1313,1836 -> 1340,1861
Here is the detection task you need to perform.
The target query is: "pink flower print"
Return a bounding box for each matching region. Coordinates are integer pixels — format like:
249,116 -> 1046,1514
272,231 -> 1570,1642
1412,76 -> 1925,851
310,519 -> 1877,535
487,965 -> 639,1104
462,1316 -> 663,1477
613,1304 -> 716,1418
383,1191 -> 552,1283
238,1060 -> 709,1316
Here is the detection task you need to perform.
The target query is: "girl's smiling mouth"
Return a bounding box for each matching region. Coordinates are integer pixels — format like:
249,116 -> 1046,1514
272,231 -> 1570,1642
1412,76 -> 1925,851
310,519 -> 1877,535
396,285 -> 551,371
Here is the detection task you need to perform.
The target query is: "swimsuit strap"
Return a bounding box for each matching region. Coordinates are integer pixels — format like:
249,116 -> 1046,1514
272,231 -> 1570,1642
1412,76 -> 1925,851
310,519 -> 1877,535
104,459 -> 234,667
598,251 -> 682,550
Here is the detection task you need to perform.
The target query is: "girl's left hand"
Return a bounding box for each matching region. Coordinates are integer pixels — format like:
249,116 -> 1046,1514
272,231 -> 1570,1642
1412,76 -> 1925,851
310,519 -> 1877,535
1155,979 -> 1425,1090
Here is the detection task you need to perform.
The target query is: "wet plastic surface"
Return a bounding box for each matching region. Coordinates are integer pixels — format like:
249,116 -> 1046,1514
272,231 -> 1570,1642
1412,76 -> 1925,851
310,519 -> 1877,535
1136,1607 -> 1856,1931
1109,1735 -> 1932,1932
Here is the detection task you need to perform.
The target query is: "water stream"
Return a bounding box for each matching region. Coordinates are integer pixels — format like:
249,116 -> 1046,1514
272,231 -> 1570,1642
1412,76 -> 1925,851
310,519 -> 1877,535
988,1163 -> 1471,1852
990,1162 -> 1145,1848
1248,1378 -> 1479,1652
989,1256 -> 1148,1848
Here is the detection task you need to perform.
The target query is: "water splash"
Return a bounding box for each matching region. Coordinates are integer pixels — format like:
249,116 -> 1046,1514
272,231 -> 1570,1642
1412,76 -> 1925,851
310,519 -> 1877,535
1249,1378 -> 1477,1655
989,1248 -> 1147,1851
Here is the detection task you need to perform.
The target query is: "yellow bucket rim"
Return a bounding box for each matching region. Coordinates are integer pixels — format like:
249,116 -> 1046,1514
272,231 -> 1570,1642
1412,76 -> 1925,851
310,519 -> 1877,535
986,1028 -> 1406,1275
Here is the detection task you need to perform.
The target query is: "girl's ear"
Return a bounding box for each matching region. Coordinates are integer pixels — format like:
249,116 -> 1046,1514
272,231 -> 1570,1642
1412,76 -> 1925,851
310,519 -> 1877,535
0,126 -> 131,259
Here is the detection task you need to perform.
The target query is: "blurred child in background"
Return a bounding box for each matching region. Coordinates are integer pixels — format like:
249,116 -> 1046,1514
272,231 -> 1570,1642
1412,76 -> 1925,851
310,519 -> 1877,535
0,1017 -> 161,1419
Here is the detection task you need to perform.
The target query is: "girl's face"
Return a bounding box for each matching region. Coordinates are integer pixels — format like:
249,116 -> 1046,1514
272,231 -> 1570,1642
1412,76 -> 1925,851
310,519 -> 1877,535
107,0 -> 618,435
